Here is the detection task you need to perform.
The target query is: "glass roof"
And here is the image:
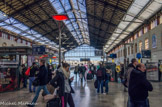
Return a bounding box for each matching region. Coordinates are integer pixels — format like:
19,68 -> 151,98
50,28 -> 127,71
49,0 -> 90,45
0,11 -> 65,51
104,0 -> 162,52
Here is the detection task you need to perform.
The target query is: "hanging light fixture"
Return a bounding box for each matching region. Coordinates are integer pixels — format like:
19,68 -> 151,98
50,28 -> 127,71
52,14 -> 68,21
52,14 -> 69,65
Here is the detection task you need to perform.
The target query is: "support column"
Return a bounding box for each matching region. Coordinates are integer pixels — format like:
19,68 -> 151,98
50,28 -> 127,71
59,22 -> 62,65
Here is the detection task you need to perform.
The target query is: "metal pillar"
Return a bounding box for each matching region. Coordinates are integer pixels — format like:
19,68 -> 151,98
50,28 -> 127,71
103,48 -> 104,63
124,44 -> 127,73
59,22 -> 62,65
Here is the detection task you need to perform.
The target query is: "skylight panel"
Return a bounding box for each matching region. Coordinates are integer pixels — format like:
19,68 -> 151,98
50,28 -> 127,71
0,12 -> 7,21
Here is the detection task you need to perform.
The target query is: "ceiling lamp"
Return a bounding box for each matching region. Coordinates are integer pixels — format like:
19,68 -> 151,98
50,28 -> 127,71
52,14 -> 68,21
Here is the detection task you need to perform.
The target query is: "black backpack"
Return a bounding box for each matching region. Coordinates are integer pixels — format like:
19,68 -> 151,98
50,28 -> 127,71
46,98 -> 61,107
94,80 -> 98,88
97,69 -> 103,77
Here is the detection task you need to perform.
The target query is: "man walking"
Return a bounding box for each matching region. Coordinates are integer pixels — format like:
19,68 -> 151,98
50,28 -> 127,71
27,60 -> 50,107
129,63 -> 153,107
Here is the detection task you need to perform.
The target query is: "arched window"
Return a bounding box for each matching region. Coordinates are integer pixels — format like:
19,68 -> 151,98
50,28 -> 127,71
139,41 -> 142,52
135,43 -> 137,53
145,38 -> 149,50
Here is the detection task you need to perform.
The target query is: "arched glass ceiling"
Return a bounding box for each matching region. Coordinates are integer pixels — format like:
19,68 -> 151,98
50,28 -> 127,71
0,11 -> 66,52
104,0 -> 162,52
49,0 -> 90,45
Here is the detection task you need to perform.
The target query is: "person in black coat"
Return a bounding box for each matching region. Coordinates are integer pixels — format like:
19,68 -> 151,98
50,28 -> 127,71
21,64 -> 27,88
50,63 -> 75,107
27,60 -> 50,107
128,63 -> 153,107
96,63 -> 106,94
29,62 -> 38,92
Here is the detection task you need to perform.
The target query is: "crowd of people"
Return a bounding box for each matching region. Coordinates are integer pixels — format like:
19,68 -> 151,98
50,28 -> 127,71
123,58 -> 153,107
17,58 -> 153,107
22,60 -> 75,107
73,58 -> 153,107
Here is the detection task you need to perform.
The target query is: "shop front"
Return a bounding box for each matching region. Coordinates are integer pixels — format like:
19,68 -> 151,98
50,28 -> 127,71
0,46 -> 32,92
146,62 -> 159,81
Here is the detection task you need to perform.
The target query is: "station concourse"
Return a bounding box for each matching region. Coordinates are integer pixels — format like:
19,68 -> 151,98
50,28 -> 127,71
0,0 -> 162,107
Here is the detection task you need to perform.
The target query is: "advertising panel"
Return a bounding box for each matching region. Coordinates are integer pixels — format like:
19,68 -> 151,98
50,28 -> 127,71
159,60 -> 162,81
146,62 -> 159,81
152,34 -> 157,48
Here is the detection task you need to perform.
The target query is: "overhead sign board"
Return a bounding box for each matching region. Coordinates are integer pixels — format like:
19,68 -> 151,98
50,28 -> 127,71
95,50 -> 103,56
146,62 -> 159,81
109,54 -> 117,58
142,50 -> 151,58
32,45 -> 46,55
80,58 -> 90,61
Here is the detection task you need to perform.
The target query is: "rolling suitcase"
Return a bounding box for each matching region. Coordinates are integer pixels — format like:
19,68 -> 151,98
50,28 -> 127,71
87,73 -> 93,80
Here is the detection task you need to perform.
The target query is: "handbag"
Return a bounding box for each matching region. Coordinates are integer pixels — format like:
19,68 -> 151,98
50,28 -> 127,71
94,80 -> 98,89
46,98 -> 61,107
25,67 -> 31,76
121,78 -> 128,88
44,87 -> 58,101
32,78 -> 40,86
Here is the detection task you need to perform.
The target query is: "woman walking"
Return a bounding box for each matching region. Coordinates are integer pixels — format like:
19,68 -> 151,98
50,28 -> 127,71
50,63 -> 75,107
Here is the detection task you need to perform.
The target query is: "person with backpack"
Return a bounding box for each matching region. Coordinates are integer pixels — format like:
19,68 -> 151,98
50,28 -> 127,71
96,63 -> 106,94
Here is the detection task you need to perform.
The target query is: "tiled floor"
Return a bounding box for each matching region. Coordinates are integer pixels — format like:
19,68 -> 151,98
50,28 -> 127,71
0,76 -> 162,107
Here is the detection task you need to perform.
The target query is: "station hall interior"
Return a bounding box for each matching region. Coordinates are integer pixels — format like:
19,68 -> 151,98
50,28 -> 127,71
0,0 -> 162,107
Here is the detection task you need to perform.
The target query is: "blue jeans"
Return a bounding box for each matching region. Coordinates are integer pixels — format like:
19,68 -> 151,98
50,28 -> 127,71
129,99 -> 149,107
31,85 -> 50,106
97,80 -> 103,93
105,80 -> 109,93
29,77 -> 36,92
23,78 -> 27,88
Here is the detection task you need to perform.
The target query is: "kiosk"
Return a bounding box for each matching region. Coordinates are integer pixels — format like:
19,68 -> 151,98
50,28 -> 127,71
0,46 -> 32,92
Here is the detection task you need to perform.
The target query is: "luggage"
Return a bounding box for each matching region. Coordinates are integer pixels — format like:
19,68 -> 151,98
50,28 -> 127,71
88,71 -> 92,74
94,80 -> 98,88
42,84 -> 55,96
32,78 -> 40,86
87,73 -> 93,80
46,98 -> 61,107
